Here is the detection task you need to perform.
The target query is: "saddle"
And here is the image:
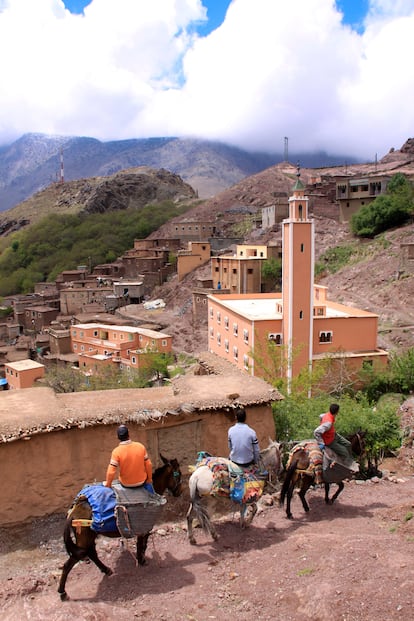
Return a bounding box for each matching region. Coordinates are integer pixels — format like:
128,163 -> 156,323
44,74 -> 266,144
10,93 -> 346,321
75,483 -> 166,538
195,455 -> 265,504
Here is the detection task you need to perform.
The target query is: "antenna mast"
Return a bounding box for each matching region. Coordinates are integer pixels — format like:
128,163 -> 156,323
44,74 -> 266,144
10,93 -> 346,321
60,147 -> 64,183
284,137 -> 289,162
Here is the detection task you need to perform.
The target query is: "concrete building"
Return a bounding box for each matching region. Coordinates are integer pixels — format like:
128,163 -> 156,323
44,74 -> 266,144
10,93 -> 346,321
207,173 -> 388,388
70,323 -> 173,374
177,241 -> 211,281
4,359 -> 45,389
211,244 -> 281,293
335,174 -> 390,222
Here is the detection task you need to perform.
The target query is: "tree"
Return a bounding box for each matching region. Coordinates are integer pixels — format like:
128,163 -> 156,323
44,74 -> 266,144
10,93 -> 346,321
351,173 -> 414,238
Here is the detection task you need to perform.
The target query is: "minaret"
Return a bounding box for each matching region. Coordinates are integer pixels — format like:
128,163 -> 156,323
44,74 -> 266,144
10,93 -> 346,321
281,165 -> 314,390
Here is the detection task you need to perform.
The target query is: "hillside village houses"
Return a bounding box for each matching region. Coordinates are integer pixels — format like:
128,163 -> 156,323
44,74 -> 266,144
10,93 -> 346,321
207,172 -> 389,390
0,166 -> 400,389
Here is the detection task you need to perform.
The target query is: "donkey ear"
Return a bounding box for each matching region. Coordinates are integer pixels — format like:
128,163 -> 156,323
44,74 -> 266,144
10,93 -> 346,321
160,453 -> 168,465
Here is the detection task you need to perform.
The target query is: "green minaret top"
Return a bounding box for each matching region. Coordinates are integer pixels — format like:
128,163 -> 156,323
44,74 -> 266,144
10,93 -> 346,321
292,162 -> 305,191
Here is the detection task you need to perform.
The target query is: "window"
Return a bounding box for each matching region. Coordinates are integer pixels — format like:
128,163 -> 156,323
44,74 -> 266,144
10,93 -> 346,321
233,323 -> 238,336
243,329 -> 249,344
93,330 -> 98,337
217,333 -> 221,346
233,346 -> 238,360
243,355 -> 249,370
162,339 -> 167,347
268,333 -> 282,345
299,311 -> 303,319
209,307 -> 214,317
248,269 -> 253,274
224,339 -> 229,353
319,331 -> 333,343
216,311 -> 221,324
300,243 -> 304,252
209,327 -> 214,339
73,344 -> 77,350
132,356 -> 136,364
232,268 -> 237,274
363,359 -> 373,369
224,316 -> 229,329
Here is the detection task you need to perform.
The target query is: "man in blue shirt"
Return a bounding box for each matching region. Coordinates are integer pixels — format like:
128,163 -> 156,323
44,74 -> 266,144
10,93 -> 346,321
228,407 -> 260,467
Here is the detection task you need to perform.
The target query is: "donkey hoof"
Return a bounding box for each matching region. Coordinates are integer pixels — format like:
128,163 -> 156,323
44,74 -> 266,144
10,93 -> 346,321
188,537 -> 197,545
104,567 -> 113,576
138,558 -> 148,566
59,591 -> 68,602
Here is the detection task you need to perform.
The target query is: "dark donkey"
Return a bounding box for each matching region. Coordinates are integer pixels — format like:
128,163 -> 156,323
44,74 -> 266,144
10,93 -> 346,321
58,454 -> 182,600
280,431 -> 366,519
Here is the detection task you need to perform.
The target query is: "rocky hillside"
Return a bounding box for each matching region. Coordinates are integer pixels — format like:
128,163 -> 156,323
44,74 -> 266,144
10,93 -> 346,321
0,167 -> 197,236
0,133 -> 356,212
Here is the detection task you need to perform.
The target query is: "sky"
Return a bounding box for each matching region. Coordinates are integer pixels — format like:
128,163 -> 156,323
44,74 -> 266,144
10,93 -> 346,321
0,0 -> 413,160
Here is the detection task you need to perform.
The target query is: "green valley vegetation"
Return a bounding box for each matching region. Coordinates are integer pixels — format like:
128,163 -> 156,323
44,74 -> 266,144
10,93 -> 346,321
44,351 -> 176,393
251,335 -> 411,468
0,200 -> 192,296
351,173 -> 414,238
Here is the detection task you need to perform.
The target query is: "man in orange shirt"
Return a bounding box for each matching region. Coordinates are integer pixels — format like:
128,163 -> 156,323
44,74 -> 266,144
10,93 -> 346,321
104,424 -> 154,492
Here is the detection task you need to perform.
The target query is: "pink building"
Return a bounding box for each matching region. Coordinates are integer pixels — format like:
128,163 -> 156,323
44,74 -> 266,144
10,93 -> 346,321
70,323 -> 172,374
207,173 -> 388,387
4,359 -> 45,389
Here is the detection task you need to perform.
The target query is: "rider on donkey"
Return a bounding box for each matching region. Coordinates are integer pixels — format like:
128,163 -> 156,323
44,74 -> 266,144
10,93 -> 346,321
104,424 -> 155,493
228,407 -> 260,467
314,404 -> 358,470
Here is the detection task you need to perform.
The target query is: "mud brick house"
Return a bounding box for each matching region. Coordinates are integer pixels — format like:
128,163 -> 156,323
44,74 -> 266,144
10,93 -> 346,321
0,353 -> 282,525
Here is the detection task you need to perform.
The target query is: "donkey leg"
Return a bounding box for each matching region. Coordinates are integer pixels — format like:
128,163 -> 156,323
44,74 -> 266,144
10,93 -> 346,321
136,533 -> 149,565
298,479 -> 311,513
241,502 -> 257,528
58,555 -> 78,601
87,544 -> 113,576
186,502 -> 197,545
329,481 -> 344,504
285,483 -> 295,519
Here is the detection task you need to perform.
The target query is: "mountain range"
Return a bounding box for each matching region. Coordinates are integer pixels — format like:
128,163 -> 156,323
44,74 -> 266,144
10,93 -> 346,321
0,133 -> 362,212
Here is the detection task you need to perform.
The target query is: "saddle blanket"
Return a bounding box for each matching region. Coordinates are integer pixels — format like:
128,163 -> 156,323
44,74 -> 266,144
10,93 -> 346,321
77,484 -> 117,533
288,440 -> 324,485
195,455 -> 264,504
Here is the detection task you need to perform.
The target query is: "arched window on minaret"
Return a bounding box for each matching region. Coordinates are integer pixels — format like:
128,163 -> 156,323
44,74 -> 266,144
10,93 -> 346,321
299,204 -> 303,220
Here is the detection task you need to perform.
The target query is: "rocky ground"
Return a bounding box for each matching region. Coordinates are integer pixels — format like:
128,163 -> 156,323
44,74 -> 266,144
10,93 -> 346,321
1,452 -> 414,621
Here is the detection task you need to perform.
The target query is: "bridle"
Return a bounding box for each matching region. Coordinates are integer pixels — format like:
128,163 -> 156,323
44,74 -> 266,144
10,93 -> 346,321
167,463 -> 182,496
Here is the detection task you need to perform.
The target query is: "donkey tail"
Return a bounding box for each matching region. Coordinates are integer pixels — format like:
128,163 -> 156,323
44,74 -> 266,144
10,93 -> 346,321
191,496 -> 213,535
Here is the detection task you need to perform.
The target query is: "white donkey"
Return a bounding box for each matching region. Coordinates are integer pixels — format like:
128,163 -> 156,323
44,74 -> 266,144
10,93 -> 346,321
186,439 -> 282,545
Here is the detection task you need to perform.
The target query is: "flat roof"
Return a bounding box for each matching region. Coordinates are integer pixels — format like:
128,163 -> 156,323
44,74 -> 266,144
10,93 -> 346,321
210,295 -> 378,320
215,297 -> 283,320
5,359 -> 45,371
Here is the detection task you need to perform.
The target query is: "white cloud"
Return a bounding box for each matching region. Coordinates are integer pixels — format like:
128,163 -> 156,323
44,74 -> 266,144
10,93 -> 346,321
0,0 -> 413,159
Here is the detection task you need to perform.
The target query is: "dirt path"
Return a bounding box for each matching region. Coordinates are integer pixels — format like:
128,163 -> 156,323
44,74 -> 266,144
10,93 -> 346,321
1,459 -> 414,621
